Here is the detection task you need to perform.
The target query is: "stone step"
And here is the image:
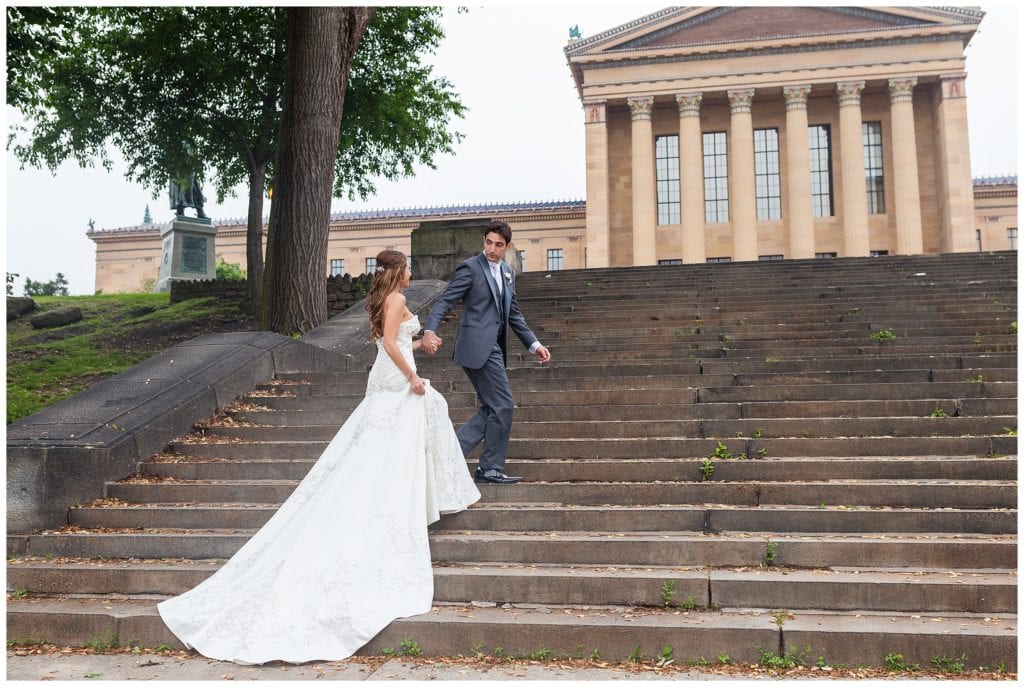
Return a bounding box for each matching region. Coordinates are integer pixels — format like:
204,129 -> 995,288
68,502 -> 1017,535
516,283 -> 1016,302
229,398 -> 1016,426
506,345 -> 1016,365
574,323 -> 1013,340
102,479 -> 1016,509
696,381 -> 1015,403
276,353 -> 1017,382
8,530 -> 1015,569
7,560 -> 1015,613
164,435 -> 1015,461
246,381 -> 1016,411
7,597 -> 1015,669
261,369 -> 1017,398
137,456 -> 1017,484
199,416 -> 1017,442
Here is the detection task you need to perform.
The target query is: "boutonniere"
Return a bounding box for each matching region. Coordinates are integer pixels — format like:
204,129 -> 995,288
503,271 -> 512,283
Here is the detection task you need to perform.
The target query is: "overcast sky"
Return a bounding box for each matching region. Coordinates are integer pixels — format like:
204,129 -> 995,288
4,4 -> 1019,295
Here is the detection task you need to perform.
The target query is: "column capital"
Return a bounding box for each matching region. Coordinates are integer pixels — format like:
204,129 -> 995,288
727,88 -> 755,114
627,96 -> 654,120
836,80 -> 866,107
584,101 -> 607,124
675,93 -> 703,117
783,84 -> 812,110
887,77 -> 918,104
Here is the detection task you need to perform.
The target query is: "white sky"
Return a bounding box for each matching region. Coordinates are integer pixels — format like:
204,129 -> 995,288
4,4 -> 1020,295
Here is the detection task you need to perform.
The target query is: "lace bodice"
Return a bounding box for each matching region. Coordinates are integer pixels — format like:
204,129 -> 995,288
367,315 -> 420,394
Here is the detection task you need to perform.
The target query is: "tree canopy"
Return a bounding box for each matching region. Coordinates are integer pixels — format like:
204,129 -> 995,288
9,6 -> 465,308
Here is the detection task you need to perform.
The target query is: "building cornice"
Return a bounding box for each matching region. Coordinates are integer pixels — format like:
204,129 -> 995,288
88,201 -> 588,242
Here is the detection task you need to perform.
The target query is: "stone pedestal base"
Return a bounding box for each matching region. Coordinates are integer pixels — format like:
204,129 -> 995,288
411,219 -> 489,280
156,217 -> 218,292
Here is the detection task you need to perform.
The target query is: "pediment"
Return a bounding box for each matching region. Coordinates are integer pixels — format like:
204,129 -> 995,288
567,6 -> 983,57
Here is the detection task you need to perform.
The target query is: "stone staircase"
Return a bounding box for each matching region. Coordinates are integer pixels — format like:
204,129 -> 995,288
8,251 -> 1017,669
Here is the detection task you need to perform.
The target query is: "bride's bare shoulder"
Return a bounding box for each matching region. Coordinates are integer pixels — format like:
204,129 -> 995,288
385,292 -> 407,307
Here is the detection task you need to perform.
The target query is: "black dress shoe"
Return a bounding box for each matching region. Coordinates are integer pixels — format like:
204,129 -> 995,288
474,468 -> 523,484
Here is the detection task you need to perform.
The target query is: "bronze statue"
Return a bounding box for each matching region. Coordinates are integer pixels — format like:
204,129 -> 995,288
169,143 -> 208,219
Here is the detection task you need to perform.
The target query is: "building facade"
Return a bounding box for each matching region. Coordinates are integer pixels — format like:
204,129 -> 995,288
88,201 -> 587,294
566,6 -> 991,266
89,7 -> 1016,294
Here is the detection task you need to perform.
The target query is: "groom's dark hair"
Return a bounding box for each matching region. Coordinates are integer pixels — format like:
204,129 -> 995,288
485,220 -> 512,244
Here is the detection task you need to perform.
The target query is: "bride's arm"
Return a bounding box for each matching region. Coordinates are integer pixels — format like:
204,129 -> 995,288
382,293 -> 426,394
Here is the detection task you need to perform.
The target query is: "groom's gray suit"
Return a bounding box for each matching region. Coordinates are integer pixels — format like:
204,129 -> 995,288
424,253 -> 539,473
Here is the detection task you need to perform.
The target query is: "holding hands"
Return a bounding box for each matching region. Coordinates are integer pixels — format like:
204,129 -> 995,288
421,330 -> 443,355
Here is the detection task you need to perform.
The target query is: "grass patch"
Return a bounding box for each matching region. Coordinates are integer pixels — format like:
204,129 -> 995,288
7,294 -> 257,423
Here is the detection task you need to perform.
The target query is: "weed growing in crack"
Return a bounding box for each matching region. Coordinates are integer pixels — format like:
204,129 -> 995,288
930,653 -> 966,673
759,645 -> 810,669
660,580 -> 677,607
700,459 -> 715,481
398,639 -> 422,657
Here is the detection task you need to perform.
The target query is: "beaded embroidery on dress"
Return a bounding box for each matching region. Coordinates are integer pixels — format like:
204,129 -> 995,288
158,315 -> 480,664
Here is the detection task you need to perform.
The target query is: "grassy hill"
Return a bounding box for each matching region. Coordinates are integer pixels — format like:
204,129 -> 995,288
6,294 -> 258,424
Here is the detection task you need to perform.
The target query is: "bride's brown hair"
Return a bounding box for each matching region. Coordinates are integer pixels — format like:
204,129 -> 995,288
365,250 -> 408,338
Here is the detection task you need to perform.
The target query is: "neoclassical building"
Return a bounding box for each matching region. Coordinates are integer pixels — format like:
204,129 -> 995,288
89,6 -> 1016,293
567,5 -> 993,266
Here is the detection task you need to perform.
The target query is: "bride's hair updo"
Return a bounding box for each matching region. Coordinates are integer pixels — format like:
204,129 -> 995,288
365,249 -> 408,339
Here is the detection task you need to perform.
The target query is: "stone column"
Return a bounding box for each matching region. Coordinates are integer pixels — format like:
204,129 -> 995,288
728,88 -> 757,262
888,77 -> 923,255
628,95 -> 657,266
583,101 -> 611,268
783,85 -> 815,259
932,73 -> 976,252
676,93 -> 705,264
836,80 -> 869,257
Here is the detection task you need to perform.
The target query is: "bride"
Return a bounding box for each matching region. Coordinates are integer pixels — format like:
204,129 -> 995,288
158,249 -> 481,664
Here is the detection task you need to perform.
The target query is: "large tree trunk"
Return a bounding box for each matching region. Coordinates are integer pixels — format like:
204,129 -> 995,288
260,7 -> 374,334
245,164 -> 267,309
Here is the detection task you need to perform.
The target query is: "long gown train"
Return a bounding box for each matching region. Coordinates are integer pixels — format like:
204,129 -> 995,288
157,316 -> 480,664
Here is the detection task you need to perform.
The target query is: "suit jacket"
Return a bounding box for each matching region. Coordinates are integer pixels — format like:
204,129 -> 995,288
424,253 -> 538,369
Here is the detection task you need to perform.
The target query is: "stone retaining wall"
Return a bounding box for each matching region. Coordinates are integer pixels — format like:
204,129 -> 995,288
169,274 -> 374,316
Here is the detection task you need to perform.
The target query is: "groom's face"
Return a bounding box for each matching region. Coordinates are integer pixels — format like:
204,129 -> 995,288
483,231 -> 508,263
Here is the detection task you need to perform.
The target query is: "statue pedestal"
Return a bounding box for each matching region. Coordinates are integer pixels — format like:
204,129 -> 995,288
156,217 -> 217,292
411,219 -> 490,280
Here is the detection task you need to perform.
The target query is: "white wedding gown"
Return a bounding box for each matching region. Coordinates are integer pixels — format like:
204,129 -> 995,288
158,315 -> 480,664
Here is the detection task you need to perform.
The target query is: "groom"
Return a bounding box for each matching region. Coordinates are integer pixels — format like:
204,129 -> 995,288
422,221 -> 551,484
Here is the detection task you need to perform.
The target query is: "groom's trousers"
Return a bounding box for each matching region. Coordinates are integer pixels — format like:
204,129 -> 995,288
457,341 -> 514,472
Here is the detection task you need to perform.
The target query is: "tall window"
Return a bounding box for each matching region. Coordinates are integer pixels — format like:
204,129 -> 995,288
330,258 -> 345,276
1008,228 -> 1018,250
703,132 -> 729,223
547,249 -> 563,271
365,257 -> 376,274
863,122 -> 885,214
754,128 -> 781,220
655,135 -> 680,225
808,125 -> 834,217
518,250 -> 526,272
976,230 -> 983,252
